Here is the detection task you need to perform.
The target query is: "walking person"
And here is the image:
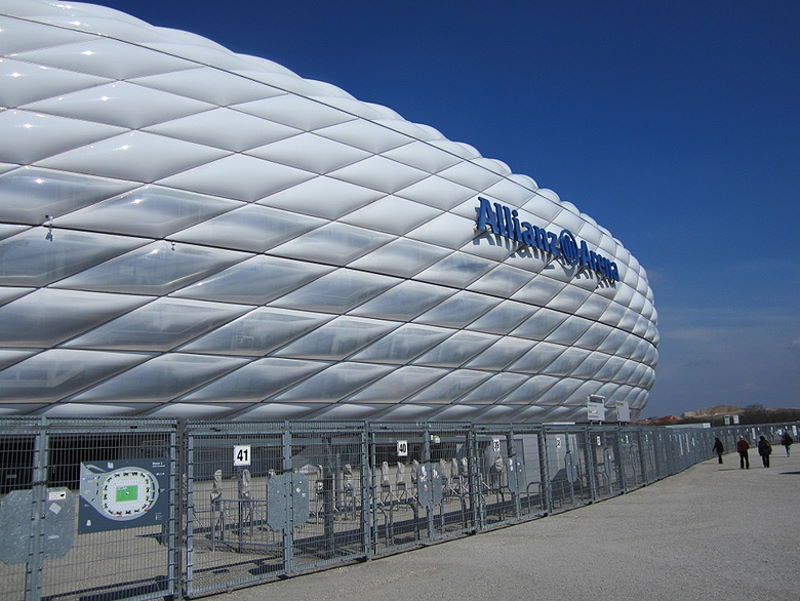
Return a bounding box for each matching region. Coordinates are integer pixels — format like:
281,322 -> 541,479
713,437 -> 724,464
780,431 -> 793,456
757,435 -> 772,468
736,435 -> 750,469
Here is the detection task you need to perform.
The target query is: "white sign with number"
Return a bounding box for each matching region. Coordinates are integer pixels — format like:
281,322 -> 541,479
233,445 -> 251,466
492,439 -> 501,453
397,440 -> 408,457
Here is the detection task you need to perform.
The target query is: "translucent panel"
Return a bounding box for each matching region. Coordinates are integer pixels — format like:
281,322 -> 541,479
436,160 -> 503,192
0,349 -> 150,402
0,56 -> 109,107
546,316 -> 594,346
23,81 -> 213,129
12,37 -> 196,80
575,323 -> 613,350
339,195 -> 440,235
71,354 -> 250,402
412,331 -> 497,368
147,106 -> 301,152
350,324 -> 452,364
511,275 -> 566,306
574,294 -> 612,321
273,362 -> 394,403
595,356 -> 626,381
133,66 -> 281,105
406,213 -> 477,250
270,222 -> 394,266
57,185 -> 239,238
570,351 -> 613,379
467,300 -> 533,335
314,119 -> 412,154
508,342 -> 567,374
406,370 -> 492,404
0,286 -> 31,305
346,366 -> 446,403
231,403 -> 317,421
499,375 -> 560,404
547,284 -> 592,314
0,288 -> 149,347
537,378 -> 584,405
180,358 -> 327,402
327,155 -> 429,194
0,15 -> 94,55
173,254 -> 332,304
350,280 -> 455,321
246,132 -> 370,174
519,193 -> 561,224
414,290 -> 500,328
259,175 -> 383,220
232,94 -> 354,131
512,308 -> 568,340
173,203 -> 325,252
63,298 -> 248,351
348,237 -> 450,278
179,307 -> 334,356
0,167 -> 135,225
0,228 -> 145,287
145,403 -> 238,418
0,349 -> 39,370
467,263 -> 533,298
597,327 -> 631,355
38,130 -> 228,182
274,316 -> 398,360
0,109 -> 124,164
271,270 -> 397,313
382,141 -> 461,173
415,251 -> 495,288
55,241 -> 247,295
457,372 -> 531,404
544,347 -> 591,377
308,403 -> 381,420
481,178 -> 536,207
395,175 -> 477,211
157,153 -> 315,202
39,402 -> 151,417
465,337 -> 536,370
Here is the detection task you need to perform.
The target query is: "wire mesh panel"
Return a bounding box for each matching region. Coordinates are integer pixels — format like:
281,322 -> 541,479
0,420 -> 38,601
185,427 -> 284,596
639,430 -> 658,483
472,429 -> 517,528
288,427 -> 367,572
512,429 -> 546,519
428,427 -> 475,538
41,422 -> 176,601
564,430 -> 593,506
369,429 -> 429,553
592,429 -> 622,498
619,429 -> 643,489
542,430 -> 584,512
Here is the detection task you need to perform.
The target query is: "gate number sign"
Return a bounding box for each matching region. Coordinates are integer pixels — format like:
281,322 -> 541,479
233,445 -> 251,466
397,440 -> 408,457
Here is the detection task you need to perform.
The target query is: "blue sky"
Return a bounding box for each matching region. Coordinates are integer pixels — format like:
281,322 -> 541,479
93,0 -> 800,417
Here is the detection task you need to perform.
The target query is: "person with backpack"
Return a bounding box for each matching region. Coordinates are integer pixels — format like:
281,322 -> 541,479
736,435 -> 750,469
713,437 -> 724,464
780,431 -> 793,457
757,435 -> 772,468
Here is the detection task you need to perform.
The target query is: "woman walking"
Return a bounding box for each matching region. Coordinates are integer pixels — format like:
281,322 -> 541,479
713,437 -> 724,464
757,435 -> 772,468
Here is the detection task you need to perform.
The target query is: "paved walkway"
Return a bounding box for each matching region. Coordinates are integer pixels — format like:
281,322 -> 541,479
215,450 -> 800,601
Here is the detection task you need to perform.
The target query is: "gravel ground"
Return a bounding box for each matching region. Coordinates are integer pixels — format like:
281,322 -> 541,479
211,450 -> 800,601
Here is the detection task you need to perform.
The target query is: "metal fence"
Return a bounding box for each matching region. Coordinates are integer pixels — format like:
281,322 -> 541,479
1,418 -> 796,601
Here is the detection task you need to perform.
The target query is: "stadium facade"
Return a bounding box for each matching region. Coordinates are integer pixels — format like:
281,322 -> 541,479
0,0 -> 658,422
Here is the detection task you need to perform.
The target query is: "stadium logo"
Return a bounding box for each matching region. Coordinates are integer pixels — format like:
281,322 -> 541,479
474,197 -> 620,282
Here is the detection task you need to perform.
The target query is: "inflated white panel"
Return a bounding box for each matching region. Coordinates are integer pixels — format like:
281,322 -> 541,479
0,0 -> 658,421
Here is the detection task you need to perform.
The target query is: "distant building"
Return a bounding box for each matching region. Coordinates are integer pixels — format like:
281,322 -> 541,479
0,1 -> 658,422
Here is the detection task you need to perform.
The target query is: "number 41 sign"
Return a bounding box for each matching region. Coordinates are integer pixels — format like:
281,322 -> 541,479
233,445 -> 251,466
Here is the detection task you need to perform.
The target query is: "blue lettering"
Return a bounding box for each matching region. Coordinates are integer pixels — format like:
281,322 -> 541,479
547,231 -> 560,257
521,222 -> 535,245
476,197 -> 499,233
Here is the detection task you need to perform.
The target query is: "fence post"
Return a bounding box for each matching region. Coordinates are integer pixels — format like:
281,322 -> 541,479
24,417 -> 47,601
467,427 -> 482,530
586,427 -> 599,502
282,423 -> 294,573
360,423 -> 371,559
505,430 -> 521,519
637,429 -> 649,484
172,420 -> 184,600
613,428 -> 626,493
539,428 -> 552,514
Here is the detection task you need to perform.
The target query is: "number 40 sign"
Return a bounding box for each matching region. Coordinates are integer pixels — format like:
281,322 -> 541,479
233,445 -> 251,466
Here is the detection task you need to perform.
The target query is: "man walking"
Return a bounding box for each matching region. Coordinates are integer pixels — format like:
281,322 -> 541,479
736,435 -> 750,469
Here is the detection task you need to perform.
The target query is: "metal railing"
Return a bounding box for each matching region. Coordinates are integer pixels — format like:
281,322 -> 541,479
0,417 -> 796,600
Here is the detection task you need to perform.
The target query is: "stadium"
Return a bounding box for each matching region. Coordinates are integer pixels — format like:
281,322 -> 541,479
0,0 -> 658,423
